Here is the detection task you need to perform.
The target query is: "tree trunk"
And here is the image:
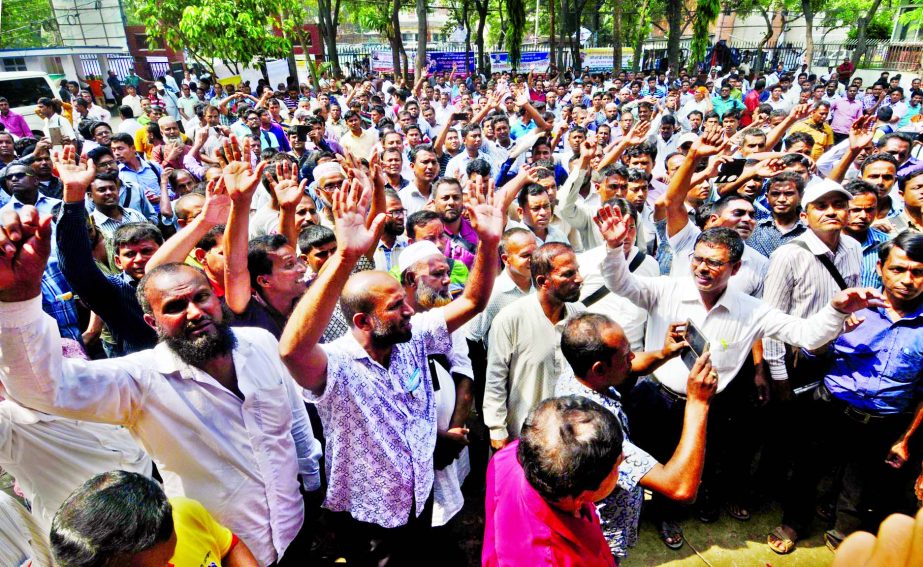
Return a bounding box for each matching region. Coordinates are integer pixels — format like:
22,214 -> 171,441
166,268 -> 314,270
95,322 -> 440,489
753,5 -> 774,75
416,0 -> 428,79
390,0 -> 404,81
475,0 -> 489,74
851,0 -> 883,68
549,0 -> 557,69
612,0 -> 622,72
802,0 -> 814,72
666,0 -> 682,76
462,0 -> 472,75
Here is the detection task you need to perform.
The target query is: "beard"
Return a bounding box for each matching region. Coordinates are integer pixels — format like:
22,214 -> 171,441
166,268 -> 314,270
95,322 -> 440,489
158,304 -> 238,367
370,314 -> 413,347
415,281 -> 453,310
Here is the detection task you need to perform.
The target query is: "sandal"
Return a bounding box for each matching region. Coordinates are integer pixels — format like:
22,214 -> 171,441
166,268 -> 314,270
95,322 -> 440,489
658,520 -> 685,550
768,526 -> 798,555
697,502 -> 719,523
726,502 -> 751,521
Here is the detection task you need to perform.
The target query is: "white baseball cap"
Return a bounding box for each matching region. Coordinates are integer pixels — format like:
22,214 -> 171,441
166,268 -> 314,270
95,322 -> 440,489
802,178 -> 853,207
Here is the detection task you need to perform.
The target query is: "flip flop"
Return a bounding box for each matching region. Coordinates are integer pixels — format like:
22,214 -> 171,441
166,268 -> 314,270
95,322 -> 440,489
658,520 -> 685,550
824,530 -> 844,552
768,526 -> 797,555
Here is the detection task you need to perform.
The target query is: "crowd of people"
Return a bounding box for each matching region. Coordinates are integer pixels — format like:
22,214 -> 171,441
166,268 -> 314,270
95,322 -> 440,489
0,58 -> 921,567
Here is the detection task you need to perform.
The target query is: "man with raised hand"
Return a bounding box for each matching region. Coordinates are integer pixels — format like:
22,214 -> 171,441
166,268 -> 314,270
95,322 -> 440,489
0,145 -> 321,567
278,174 -> 505,565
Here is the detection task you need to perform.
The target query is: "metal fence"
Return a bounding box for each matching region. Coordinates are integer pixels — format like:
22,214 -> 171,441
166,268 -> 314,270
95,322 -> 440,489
334,43 -> 572,74
79,54 -> 136,79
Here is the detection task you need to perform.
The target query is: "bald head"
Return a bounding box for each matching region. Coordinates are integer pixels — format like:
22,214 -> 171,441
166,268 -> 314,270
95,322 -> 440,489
136,263 -> 211,316
340,271 -> 405,325
174,193 -> 205,226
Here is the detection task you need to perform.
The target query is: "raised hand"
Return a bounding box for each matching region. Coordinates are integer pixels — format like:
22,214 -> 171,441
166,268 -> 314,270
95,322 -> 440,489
625,120 -> 651,145
220,135 -> 267,203
791,103 -> 812,121
274,160 -> 307,212
514,86 -> 531,107
514,163 -> 540,185
52,145 -> 96,193
750,157 -> 785,179
0,207 -> 53,302
662,322 -> 690,358
850,114 -> 876,151
465,175 -> 505,244
580,137 -> 599,162
201,177 -> 231,225
831,287 -> 887,314
331,176 -> 385,261
691,123 -> 727,158
593,203 -> 632,248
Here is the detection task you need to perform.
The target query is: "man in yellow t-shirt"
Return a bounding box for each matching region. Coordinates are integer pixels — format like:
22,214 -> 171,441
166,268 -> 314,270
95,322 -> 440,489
51,470 -> 258,567
786,101 -> 835,161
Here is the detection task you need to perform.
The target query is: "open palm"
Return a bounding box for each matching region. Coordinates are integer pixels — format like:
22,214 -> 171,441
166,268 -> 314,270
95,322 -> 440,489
52,146 -> 96,190
593,204 -> 631,248
465,177 -> 505,243
332,178 -> 385,260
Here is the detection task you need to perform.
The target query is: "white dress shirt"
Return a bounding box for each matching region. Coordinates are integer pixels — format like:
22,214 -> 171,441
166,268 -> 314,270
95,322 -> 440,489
578,245 -> 660,352
484,294 -> 585,441
555,166 -> 604,249
601,246 -> 850,394
0,298 -> 322,567
0,400 -> 152,533
398,183 -> 435,217
0,491 -> 53,567
668,221 -> 770,297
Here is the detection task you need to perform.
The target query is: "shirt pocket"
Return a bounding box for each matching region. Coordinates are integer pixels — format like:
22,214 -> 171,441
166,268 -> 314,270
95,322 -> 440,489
247,384 -> 293,437
885,346 -> 923,383
708,338 -> 750,381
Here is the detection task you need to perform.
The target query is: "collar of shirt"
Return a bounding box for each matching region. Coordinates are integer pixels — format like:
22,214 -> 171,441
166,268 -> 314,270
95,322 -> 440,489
496,269 -> 531,294
4,194 -> 62,217
859,228 -> 890,251
90,206 -> 137,226
800,227 -> 845,258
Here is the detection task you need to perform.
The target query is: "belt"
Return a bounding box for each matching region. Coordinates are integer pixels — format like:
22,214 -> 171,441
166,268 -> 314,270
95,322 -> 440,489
819,384 -> 890,425
657,382 -> 687,403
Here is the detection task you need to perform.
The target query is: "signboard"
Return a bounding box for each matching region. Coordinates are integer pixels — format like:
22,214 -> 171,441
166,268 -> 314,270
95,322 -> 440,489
371,51 -> 475,75
581,48 -> 634,72
489,51 -> 551,73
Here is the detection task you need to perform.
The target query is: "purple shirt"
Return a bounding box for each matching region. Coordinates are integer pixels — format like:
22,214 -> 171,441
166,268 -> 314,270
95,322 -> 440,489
308,309 -> 453,527
829,98 -> 864,135
0,111 -> 32,138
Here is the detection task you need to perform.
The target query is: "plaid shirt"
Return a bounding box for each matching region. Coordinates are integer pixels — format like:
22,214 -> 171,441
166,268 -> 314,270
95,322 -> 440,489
749,217 -> 809,258
40,259 -> 82,343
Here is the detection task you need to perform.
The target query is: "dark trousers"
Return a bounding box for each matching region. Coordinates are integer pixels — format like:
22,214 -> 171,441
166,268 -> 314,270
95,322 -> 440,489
327,493 -> 435,567
625,367 -> 758,522
780,385 -> 919,536
833,132 -> 849,145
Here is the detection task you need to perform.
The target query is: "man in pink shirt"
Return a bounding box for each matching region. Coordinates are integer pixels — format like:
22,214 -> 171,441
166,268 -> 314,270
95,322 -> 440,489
483,396 -> 624,567
830,85 -> 864,144
0,97 -> 33,138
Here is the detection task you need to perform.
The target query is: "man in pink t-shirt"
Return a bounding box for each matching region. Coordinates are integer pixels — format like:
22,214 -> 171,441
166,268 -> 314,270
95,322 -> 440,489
483,396 -> 624,567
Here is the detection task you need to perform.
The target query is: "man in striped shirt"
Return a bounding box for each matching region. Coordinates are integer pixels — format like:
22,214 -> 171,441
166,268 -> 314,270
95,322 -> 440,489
842,179 -> 890,289
764,178 -> 863,554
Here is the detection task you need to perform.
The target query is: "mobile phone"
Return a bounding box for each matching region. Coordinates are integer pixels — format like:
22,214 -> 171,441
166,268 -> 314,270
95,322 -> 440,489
451,112 -> 468,121
295,125 -> 310,142
681,318 -> 710,371
715,158 -> 747,184
49,126 -> 63,147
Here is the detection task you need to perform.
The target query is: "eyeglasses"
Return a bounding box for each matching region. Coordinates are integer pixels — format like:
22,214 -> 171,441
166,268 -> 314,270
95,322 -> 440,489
6,171 -> 33,180
320,181 -> 343,192
97,160 -> 117,169
689,253 -> 731,270
386,208 -> 406,217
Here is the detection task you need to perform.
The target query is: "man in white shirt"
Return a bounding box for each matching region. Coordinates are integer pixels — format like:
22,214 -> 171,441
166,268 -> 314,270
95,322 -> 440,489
121,84 -> 144,118
0,159 -> 322,567
483,242 -> 586,450
593,203 -> 882,551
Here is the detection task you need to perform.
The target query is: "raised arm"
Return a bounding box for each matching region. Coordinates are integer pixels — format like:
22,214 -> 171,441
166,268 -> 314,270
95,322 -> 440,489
441,176 -> 505,334
764,103 -> 811,151
515,88 -> 552,132
147,178 -> 227,270
661,124 -> 726,237
555,141 -> 594,230
828,115 -> 875,184
598,120 -> 651,170
279,178 -> 385,394
220,137 -> 268,315
596,203 -> 663,310
273,161 -> 308,246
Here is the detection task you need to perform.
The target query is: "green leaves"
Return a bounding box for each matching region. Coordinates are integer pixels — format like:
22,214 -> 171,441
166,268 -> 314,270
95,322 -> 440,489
127,0 -> 300,71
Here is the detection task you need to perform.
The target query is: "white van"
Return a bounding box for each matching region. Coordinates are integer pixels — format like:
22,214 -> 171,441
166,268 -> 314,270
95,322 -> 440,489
0,71 -> 59,136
